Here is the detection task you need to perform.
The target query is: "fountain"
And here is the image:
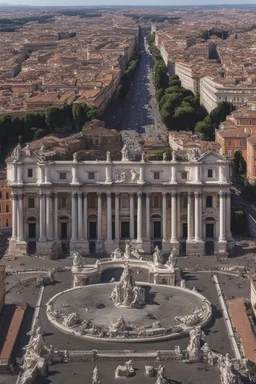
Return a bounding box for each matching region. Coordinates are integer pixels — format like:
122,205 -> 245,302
110,262 -> 145,308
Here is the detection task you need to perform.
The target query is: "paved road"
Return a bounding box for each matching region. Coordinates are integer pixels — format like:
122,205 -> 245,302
104,28 -> 168,160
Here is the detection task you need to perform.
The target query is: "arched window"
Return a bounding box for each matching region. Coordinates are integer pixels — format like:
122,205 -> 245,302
206,196 -> 213,208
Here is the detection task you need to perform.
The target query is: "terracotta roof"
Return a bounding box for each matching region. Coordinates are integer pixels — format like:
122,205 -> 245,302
216,128 -> 249,138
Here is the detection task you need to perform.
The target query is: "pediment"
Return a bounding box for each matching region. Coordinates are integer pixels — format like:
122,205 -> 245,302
198,151 -> 227,163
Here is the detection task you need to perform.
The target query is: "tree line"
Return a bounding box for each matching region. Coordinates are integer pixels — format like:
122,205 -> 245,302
0,103 -> 100,160
116,54 -> 140,98
148,34 -> 235,141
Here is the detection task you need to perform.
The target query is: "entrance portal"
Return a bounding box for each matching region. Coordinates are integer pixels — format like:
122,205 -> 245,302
121,222 -> 130,239
89,222 -> 97,240
61,223 -> 68,239
28,223 -> 36,239
153,221 -> 161,239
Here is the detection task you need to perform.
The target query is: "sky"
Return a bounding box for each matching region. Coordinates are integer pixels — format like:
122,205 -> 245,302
3,0 -> 256,6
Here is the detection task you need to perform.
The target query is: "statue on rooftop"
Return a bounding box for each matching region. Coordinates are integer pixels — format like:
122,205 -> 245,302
121,144 -> 129,161
106,151 -> 111,162
153,245 -> 164,267
25,143 -> 32,157
39,144 -> 46,156
73,152 -> 78,162
11,143 -> 22,162
171,149 -> 177,163
163,153 -> 167,162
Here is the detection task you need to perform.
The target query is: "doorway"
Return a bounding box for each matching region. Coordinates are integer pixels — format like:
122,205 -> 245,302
121,222 -> 130,239
89,222 -> 97,240
153,221 -> 161,239
61,223 -> 68,239
205,241 -> 214,255
206,223 -> 214,238
28,223 -> 36,239
182,223 -> 188,239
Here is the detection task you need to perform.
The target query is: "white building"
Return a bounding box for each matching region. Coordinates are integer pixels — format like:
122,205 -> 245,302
7,145 -> 234,258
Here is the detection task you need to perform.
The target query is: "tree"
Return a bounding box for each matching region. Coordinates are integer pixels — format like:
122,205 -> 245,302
31,127 -> 45,140
169,79 -> 181,87
45,106 -> 67,132
169,74 -> 179,81
165,86 -> 182,95
72,103 -> 89,131
195,121 -> 215,141
173,104 -> 197,131
86,105 -> 101,120
156,88 -> 164,102
154,62 -> 169,91
159,93 -> 182,111
231,150 -> 246,176
208,101 -> 235,127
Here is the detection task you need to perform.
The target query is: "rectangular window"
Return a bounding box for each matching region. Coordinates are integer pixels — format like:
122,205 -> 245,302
153,172 -> 160,180
0,192 -> 2,199
228,150 -> 232,156
5,219 -> 8,227
250,120 -> 252,125
228,140 -> 232,147
243,120 -> 246,125
27,169 -> 33,178
6,192 -> 9,199
181,172 -> 187,180
28,198 -> 35,209
122,197 -> 128,209
237,119 -> 240,125
0,205 -> 2,214
6,205 -> 9,213
88,172 -> 95,180
208,169 -> 213,178
239,140 -> 244,147
60,172 -> 66,180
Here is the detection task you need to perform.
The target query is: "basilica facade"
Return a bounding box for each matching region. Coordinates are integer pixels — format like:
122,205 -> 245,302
7,144 -> 234,258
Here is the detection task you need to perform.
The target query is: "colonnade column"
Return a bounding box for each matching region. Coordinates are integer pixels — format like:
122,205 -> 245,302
97,193 -> 102,241
46,193 -> 53,240
130,193 -> 134,240
54,193 -> 58,240
106,192 -> 112,242
162,192 -> 167,242
137,192 -> 143,243
219,191 -> 226,242
78,192 -> 84,240
176,193 -> 181,240
83,193 -> 88,240
171,191 -> 177,243
187,192 -> 192,241
17,194 -> 24,242
146,193 -> 150,240
115,193 -> 120,242
11,194 -> 18,241
71,192 -> 78,241
39,193 -> 46,241
226,192 -> 232,239
194,192 -> 201,241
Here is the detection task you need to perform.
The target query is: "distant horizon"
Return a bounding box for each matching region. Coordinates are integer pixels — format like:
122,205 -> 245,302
3,0 -> 256,7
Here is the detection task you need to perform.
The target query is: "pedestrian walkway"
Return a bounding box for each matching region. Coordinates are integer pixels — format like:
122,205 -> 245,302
228,298 -> 256,363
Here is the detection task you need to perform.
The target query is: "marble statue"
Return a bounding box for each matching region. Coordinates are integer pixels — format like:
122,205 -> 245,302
175,345 -> 181,355
163,153 -> 167,162
106,151 -> 111,162
121,144 -> 129,162
24,328 -> 45,357
130,168 -> 139,182
25,143 -> 32,157
39,144 -> 46,156
92,366 -> 101,384
109,316 -> 128,333
218,353 -> 241,384
153,246 -> 164,266
180,279 -> 186,289
110,262 -> 145,308
141,152 -> 145,162
63,350 -> 69,363
124,240 -> 132,259
145,366 -> 155,377
63,312 -> 79,327
187,326 -> 205,359
115,360 -> 135,378
115,170 -> 127,183
188,148 -> 200,162
166,249 -> 175,268
110,248 -> 122,260
175,306 -> 205,327
155,365 -> 168,384
11,143 -> 22,161
171,149 -> 177,162
72,251 -> 83,269
73,152 -> 78,162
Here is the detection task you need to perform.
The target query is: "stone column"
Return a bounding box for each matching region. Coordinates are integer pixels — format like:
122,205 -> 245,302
177,193 -> 181,240
38,164 -> 45,184
46,193 -> 53,240
115,193 -> 120,242
171,191 -> 177,242
194,192 -> 201,241
71,163 -> 79,184
219,191 -> 226,242
130,193 -> 134,240
137,192 -> 143,243
13,163 -> 17,184
171,165 -> 177,183
17,164 -> 23,185
187,192 -> 192,241
71,192 -> 78,241
146,193 -> 150,240
78,192 -> 84,240
97,193 -> 102,241
138,165 -> 145,185
162,192 -> 167,241
195,165 -> 200,183
54,193 -> 58,240
18,194 -> 24,241
226,192 -> 232,239
83,193 -> 88,240
39,193 -> 46,241
106,192 -> 112,241
11,194 -> 18,241
105,165 -> 112,184
45,164 -> 51,184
